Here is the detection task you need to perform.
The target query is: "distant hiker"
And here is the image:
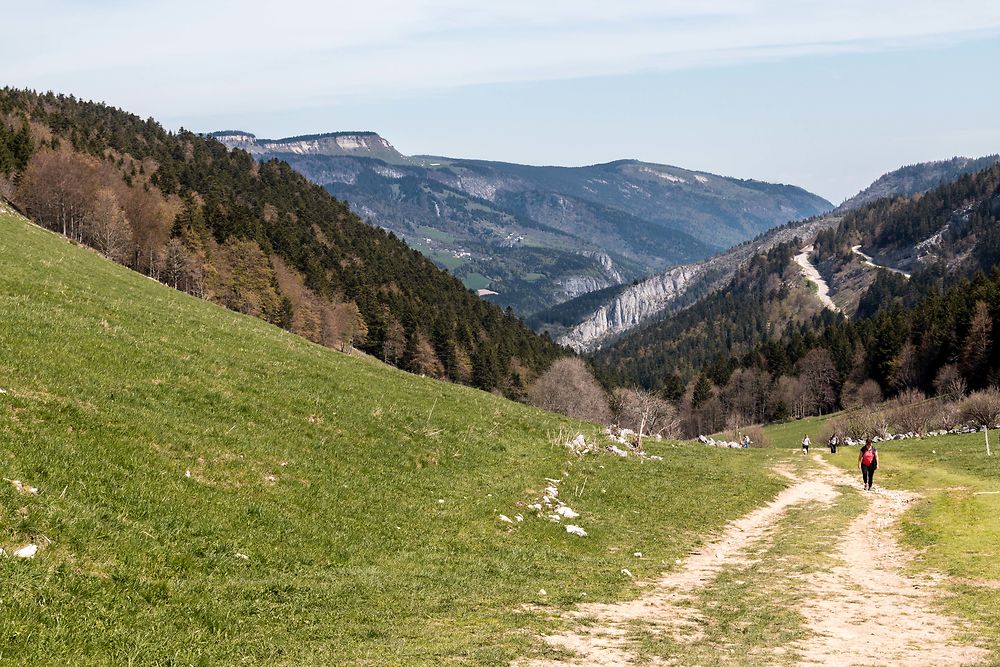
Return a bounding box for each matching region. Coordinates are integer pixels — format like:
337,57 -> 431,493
828,434 -> 838,454
801,434 -> 810,455
742,434 -> 751,449
859,439 -> 879,491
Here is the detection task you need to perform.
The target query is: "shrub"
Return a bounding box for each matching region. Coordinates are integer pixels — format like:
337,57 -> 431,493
832,408 -> 890,441
527,358 -> 611,423
888,389 -> 936,435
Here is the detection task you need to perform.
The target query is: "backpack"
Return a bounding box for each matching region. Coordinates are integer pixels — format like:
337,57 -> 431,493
861,449 -> 876,466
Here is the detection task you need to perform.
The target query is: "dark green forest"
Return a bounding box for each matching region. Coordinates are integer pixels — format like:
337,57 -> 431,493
0,88 -> 565,394
597,162 -> 1000,429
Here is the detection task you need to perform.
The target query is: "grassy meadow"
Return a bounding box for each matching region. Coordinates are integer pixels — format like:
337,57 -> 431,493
0,210 -> 789,666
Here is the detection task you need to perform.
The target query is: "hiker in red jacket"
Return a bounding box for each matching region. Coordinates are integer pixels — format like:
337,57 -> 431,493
858,439 -> 879,491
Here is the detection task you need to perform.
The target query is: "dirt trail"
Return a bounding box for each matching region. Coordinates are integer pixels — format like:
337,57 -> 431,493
793,456 -> 987,667
519,470 -> 839,666
794,245 -> 841,313
519,457 -> 987,667
851,244 -> 912,279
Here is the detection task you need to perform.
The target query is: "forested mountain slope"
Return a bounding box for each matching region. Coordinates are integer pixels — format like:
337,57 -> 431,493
836,154 -> 999,212
550,155 -> 1000,352
211,130 -> 832,315
0,88 -> 564,394
596,162 -> 1000,434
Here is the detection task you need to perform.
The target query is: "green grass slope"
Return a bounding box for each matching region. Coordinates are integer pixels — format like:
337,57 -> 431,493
0,208 -> 787,665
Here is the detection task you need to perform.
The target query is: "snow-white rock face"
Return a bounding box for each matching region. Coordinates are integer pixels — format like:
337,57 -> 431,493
559,264 -> 703,351
212,131 -> 402,160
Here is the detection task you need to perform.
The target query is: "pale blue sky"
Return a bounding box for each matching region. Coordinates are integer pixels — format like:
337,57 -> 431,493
3,1 -> 999,202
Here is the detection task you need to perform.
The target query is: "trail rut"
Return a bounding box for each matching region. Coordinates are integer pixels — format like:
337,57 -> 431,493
519,457 -> 987,666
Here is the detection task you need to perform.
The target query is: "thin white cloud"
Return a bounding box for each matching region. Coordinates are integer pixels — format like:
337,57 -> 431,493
2,0 -> 999,118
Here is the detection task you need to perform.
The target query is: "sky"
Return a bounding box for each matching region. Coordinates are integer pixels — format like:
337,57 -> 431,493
2,0 -> 1000,202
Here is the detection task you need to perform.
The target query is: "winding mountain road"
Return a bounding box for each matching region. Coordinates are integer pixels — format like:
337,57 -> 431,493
851,244 -> 912,279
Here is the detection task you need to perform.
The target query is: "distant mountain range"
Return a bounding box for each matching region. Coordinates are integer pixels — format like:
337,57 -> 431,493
208,130 -> 833,315
537,155 -> 999,352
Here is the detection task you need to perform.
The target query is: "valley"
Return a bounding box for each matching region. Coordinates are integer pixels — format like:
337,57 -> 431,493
210,131 -> 832,315
4,5 -> 1000,665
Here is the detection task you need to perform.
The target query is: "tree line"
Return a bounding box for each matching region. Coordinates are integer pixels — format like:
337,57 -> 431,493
0,88 -> 565,396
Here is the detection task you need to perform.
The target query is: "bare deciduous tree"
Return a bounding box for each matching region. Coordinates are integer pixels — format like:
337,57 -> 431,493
613,387 -> 679,449
934,364 -> 967,402
888,388 -> 935,435
527,358 -> 611,423
795,348 -> 839,415
86,187 -> 132,262
960,302 -> 992,387
841,379 -> 883,410
959,388 -> 1000,456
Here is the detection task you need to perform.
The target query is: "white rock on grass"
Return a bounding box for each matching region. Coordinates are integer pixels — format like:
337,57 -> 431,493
13,544 -> 38,559
621,568 -> 634,578
608,445 -> 629,458
565,525 -> 588,537
555,506 -> 580,519
498,514 -> 514,524
514,514 -> 524,522
6,479 -> 39,495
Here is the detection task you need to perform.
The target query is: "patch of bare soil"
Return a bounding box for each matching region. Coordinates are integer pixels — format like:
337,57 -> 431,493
792,456 -> 987,667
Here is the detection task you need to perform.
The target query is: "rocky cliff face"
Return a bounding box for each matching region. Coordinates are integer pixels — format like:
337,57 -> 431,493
556,213 -> 845,350
559,264 -> 703,351
209,131 -> 405,162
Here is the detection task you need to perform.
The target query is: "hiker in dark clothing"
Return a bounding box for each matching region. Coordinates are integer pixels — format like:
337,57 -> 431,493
858,439 -> 878,491
828,434 -> 838,454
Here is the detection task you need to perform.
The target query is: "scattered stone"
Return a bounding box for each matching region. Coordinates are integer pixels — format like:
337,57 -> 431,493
499,514 -> 514,524
621,568 -> 634,578
13,544 -> 38,559
633,551 -> 643,558
437,499 -> 445,504
539,588 -> 547,596
5,479 -> 39,495
514,514 -> 524,522
184,469 -> 191,478
565,525 -> 588,537
607,444 -> 629,458
234,552 -> 250,560
555,506 -> 580,519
